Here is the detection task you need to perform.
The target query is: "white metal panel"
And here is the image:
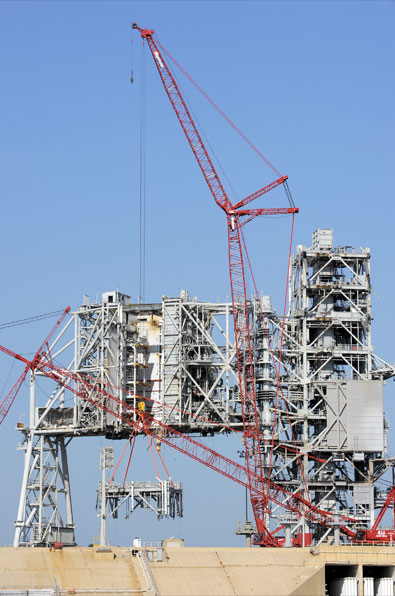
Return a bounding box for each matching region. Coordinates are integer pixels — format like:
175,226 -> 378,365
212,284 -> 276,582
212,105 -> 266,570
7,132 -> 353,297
312,228 -> 334,251
326,383 -> 347,449
347,381 -> 383,452
344,577 -> 358,596
354,484 -> 371,505
326,381 -> 383,452
375,578 -> 394,596
162,298 -> 182,424
330,577 -> 358,596
363,577 -> 374,596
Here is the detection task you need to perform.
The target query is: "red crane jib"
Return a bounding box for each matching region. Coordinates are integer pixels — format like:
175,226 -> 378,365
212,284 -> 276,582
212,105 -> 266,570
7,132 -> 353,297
352,486 -> 395,544
131,22 -> 299,544
0,307 -> 70,426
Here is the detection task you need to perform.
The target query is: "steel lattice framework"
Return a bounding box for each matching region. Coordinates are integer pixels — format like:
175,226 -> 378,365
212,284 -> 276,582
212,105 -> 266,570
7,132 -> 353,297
6,231 -> 394,547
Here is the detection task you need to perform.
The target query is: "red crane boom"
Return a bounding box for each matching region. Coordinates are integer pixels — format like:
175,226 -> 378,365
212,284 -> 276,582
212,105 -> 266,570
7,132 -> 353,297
372,486 -> 395,531
0,307 -> 70,425
132,23 -> 298,544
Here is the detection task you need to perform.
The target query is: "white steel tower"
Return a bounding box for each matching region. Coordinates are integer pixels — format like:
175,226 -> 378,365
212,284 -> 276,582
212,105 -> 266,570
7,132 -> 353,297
12,231 -> 395,546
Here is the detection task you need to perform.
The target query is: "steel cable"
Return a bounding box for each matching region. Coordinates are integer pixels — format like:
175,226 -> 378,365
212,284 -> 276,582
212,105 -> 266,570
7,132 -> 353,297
0,309 -> 66,331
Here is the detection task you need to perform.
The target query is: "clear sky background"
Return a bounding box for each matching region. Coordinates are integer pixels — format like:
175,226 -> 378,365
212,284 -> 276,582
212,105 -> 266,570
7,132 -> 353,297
0,0 -> 394,548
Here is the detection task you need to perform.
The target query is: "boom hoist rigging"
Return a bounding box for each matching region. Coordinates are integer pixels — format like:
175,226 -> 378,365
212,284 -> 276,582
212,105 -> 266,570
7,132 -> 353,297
131,23 -> 298,545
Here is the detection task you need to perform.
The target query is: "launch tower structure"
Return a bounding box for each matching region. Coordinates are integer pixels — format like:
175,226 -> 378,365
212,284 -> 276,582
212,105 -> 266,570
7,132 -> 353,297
12,230 -> 395,547
13,293 -> 241,546
270,229 -> 395,543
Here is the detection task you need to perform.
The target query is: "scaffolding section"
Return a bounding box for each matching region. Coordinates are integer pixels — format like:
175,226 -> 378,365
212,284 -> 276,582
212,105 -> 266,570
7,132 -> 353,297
98,480 -> 183,520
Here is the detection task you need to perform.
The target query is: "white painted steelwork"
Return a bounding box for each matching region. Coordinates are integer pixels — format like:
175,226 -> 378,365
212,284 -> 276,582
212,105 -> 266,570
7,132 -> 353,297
12,231 -> 395,546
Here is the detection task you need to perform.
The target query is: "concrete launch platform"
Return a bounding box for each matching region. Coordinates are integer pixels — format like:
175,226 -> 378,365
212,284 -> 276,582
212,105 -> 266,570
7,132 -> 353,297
0,542 -> 394,595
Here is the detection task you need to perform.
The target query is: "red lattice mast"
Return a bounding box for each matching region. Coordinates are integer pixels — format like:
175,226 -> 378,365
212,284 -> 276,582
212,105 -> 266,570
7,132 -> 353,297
132,23 -> 298,544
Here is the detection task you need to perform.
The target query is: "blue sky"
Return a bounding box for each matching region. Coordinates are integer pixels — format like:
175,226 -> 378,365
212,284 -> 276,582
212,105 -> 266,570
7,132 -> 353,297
0,0 -> 394,547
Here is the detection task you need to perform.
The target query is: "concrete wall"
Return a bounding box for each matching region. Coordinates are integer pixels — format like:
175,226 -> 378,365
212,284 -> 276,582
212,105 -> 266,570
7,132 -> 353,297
0,544 -> 394,596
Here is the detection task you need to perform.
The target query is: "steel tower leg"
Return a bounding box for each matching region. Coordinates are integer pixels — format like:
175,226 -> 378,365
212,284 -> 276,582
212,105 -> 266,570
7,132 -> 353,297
13,431 -> 34,547
14,433 -> 75,547
14,369 -> 75,547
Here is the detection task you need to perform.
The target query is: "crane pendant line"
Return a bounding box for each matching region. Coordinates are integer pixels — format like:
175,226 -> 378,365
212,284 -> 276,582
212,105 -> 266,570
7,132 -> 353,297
154,37 -> 282,178
132,22 -> 298,544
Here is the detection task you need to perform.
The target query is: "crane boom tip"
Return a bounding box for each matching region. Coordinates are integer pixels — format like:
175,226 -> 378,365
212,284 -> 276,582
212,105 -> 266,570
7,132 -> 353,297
131,23 -> 154,38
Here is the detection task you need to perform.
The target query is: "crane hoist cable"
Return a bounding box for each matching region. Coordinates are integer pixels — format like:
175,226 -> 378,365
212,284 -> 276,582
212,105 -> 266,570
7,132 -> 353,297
109,426 -> 138,485
142,415 -> 161,479
139,39 -> 146,304
0,308 -> 67,331
130,26 -> 134,84
265,213 -> 309,491
108,410 -> 174,488
131,25 -> 146,303
123,428 -> 138,486
155,37 -> 292,209
141,413 -> 175,488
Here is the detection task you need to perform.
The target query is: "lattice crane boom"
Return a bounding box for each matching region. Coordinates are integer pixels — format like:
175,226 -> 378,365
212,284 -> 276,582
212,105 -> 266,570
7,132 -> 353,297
132,22 -> 298,543
0,307 -> 70,425
372,486 -> 395,531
